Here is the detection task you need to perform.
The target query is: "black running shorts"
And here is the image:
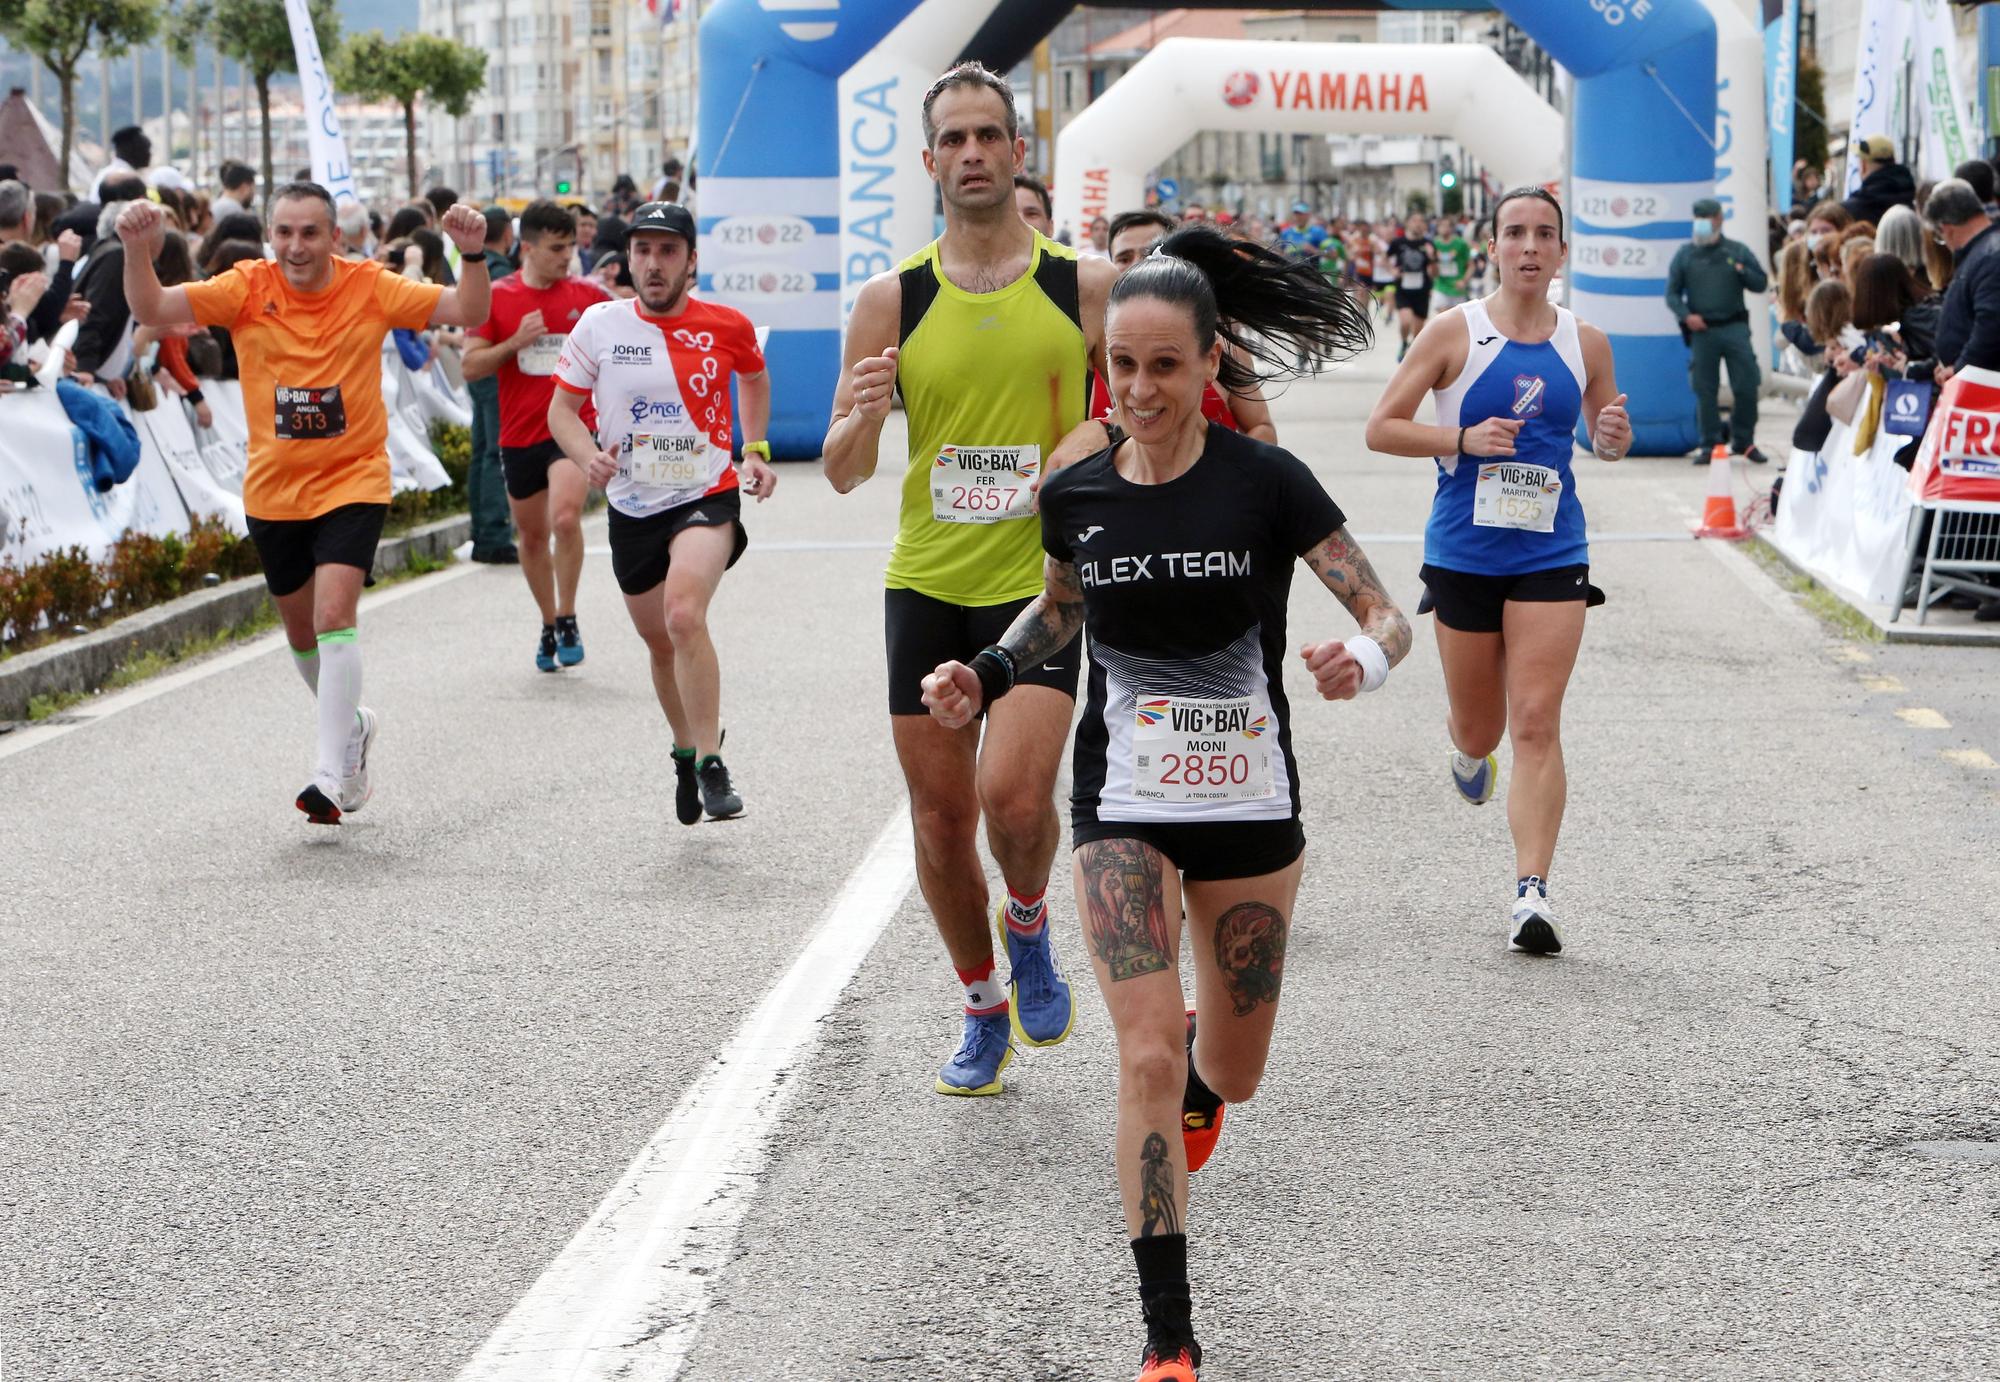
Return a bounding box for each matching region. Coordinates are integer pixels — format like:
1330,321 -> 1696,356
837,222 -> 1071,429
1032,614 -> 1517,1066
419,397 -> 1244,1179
245,502 -> 388,598
1394,286 -> 1431,319
607,490 -> 747,597
1070,818 -> 1305,883
1417,562 -> 1606,634
884,586 -> 1080,716
501,438 -> 567,502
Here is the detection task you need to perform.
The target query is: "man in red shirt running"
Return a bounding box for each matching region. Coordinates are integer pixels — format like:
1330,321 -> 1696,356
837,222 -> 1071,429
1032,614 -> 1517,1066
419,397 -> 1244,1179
463,200 -> 610,671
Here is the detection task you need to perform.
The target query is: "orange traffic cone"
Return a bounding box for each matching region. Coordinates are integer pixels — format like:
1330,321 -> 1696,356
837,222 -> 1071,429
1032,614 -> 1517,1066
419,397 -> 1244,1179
1695,444 -> 1747,539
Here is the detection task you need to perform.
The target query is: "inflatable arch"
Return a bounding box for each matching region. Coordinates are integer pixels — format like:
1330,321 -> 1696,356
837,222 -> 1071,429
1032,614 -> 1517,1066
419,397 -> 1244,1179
701,0 -> 1718,456
1052,40 -> 1565,242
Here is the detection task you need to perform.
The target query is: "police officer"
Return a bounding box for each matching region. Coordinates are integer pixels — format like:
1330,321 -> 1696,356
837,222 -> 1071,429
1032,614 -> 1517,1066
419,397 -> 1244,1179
1666,197 -> 1770,464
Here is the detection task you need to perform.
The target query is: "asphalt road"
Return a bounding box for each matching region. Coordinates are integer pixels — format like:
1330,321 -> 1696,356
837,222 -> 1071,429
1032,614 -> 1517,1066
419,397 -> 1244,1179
3,335 -> 1997,1382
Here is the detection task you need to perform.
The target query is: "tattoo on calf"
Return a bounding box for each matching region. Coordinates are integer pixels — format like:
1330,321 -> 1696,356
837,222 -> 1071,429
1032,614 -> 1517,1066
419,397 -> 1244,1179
1137,1131 -> 1180,1236
1080,839 -> 1174,981
1214,902 -> 1286,1016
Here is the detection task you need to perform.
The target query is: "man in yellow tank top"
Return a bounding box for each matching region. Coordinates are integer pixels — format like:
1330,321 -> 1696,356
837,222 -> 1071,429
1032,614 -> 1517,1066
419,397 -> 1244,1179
825,62 -> 1120,1097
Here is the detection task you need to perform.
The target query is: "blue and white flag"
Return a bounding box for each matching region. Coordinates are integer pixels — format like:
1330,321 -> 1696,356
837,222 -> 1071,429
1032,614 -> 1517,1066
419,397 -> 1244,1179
284,0 -> 358,205
1764,0 -> 1797,212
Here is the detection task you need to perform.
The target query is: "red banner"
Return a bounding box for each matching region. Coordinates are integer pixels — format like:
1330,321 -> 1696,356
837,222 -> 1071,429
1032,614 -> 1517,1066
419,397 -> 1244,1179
1913,365 -> 2000,504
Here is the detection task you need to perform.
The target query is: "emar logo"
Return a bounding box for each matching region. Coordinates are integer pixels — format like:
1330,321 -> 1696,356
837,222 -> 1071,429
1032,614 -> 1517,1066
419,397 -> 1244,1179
1222,71 -> 1259,108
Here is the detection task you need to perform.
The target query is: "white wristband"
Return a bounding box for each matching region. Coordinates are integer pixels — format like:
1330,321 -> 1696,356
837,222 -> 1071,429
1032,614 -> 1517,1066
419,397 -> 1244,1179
1343,634 -> 1388,693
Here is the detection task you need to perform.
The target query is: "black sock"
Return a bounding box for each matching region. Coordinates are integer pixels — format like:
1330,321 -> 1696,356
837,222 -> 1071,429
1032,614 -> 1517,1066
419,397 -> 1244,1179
1132,1233 -> 1195,1347
1184,1035 -> 1223,1119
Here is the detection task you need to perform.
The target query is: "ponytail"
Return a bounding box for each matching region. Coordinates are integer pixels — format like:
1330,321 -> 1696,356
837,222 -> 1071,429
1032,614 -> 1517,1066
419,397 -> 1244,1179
1109,224 -> 1372,396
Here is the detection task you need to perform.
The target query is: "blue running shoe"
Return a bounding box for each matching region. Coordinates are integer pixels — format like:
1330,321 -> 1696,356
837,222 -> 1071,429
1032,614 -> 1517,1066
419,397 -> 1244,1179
555,614 -> 584,667
535,625 -> 559,673
934,1009 -> 1012,1096
1449,748 -> 1498,806
995,905 -> 1074,1048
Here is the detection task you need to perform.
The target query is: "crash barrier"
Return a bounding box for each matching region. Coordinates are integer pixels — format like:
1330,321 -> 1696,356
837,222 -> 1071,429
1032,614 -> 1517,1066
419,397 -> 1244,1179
0,347 -> 464,570
1897,365 -> 2000,624
1771,364 -> 2000,619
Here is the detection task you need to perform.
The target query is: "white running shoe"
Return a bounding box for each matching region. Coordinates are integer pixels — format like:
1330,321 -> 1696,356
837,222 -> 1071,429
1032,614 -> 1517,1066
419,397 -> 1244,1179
1509,877 -> 1563,955
339,707 -> 377,814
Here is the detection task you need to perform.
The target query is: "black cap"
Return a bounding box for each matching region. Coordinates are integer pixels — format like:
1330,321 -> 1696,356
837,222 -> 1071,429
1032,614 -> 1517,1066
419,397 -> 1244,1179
628,201 -> 696,245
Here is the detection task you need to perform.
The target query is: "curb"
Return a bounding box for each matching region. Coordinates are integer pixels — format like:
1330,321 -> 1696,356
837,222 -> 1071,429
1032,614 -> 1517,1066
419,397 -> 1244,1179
1751,535 -> 2000,647
0,513 -> 471,723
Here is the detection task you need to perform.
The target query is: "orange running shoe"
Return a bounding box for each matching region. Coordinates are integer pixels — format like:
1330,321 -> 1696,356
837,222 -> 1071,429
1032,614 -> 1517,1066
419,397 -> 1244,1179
1182,1008 -> 1225,1174
1137,1341 -> 1201,1381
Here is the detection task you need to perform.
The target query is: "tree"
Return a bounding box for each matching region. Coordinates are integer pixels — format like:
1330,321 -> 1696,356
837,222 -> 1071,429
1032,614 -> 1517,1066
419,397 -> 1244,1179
188,0 -> 339,201
1795,55 -> 1829,186
336,31 -> 485,201
0,0 -> 162,193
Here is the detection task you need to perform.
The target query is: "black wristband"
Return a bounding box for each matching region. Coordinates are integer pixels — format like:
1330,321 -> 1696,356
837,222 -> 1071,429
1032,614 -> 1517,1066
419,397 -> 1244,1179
185,387 -> 204,406
1457,425 -> 1467,455
969,645 -> 1017,708
460,251 -> 488,266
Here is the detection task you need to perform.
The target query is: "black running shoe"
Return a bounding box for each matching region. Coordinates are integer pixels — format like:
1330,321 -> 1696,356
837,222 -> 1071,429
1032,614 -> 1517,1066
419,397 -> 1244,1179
671,747 -> 701,826
697,755 -> 743,819
536,625 -> 559,673
295,781 -> 342,826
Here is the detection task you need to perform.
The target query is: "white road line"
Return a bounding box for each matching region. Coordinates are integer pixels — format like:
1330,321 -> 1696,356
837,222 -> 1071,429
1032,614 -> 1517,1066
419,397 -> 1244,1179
0,562 -> 482,764
457,806 -> 916,1382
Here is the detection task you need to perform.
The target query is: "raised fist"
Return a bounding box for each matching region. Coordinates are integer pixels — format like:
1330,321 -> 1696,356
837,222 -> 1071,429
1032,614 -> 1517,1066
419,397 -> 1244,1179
439,203 -> 488,255
115,200 -> 166,253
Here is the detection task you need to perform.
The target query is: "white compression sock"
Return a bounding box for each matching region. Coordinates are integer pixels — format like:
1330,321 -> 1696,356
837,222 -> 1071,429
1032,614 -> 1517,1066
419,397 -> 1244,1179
292,646 -> 320,695
314,630 -> 361,787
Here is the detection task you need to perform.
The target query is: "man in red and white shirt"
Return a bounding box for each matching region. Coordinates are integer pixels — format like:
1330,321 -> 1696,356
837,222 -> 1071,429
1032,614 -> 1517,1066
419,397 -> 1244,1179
464,199 -> 609,672
549,201 -> 777,824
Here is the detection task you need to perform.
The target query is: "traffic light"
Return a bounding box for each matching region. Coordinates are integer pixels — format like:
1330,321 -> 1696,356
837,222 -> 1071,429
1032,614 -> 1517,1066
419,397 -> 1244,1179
1439,156 -> 1458,190
555,179 -> 573,195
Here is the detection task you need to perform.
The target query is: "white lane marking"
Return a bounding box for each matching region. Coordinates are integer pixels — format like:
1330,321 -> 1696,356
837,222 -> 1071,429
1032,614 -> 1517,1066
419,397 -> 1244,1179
0,562 -> 481,764
457,806 -> 917,1382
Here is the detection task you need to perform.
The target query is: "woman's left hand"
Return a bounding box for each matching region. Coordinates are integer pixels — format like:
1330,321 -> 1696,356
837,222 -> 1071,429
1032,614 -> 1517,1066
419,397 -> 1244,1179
1299,639 -> 1363,701
1594,393 -> 1630,460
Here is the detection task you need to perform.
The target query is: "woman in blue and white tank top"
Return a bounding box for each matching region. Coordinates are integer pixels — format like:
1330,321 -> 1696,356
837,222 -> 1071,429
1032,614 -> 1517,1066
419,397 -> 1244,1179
1364,187 -> 1633,957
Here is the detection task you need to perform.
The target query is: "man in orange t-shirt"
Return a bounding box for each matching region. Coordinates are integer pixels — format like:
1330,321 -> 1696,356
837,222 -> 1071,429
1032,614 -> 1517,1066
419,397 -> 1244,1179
119,182 -> 494,826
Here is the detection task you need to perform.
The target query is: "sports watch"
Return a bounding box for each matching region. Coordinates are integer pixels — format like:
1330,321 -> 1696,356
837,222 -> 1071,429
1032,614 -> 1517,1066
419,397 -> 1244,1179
742,440 -> 771,463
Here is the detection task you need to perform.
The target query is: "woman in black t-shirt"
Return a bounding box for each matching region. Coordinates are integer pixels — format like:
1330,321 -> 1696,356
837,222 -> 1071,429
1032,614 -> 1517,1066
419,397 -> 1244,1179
922,226 -> 1408,1382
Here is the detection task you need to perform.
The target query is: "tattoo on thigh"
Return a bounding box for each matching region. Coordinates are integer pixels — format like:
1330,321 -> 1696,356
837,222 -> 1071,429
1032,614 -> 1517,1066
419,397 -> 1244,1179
1137,1131 -> 1180,1237
1214,902 -> 1287,1016
1080,839 -> 1173,981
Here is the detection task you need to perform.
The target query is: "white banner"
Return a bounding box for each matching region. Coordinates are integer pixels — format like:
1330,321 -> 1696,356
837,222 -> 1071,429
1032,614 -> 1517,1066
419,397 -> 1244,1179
0,390 -> 189,568
284,0 -> 360,206
136,399 -> 248,535
1,353 -> 459,569
1846,0 -> 1900,195
1846,0 -> 1974,190
1772,414 -> 1916,606
1908,0 -> 1974,180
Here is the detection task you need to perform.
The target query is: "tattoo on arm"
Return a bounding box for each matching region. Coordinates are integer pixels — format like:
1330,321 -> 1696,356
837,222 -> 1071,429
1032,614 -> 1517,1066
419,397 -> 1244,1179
1137,1132 -> 1181,1236
1213,902 -> 1287,1017
1078,838 -> 1174,981
998,558 -> 1085,670
1303,527 -> 1414,665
